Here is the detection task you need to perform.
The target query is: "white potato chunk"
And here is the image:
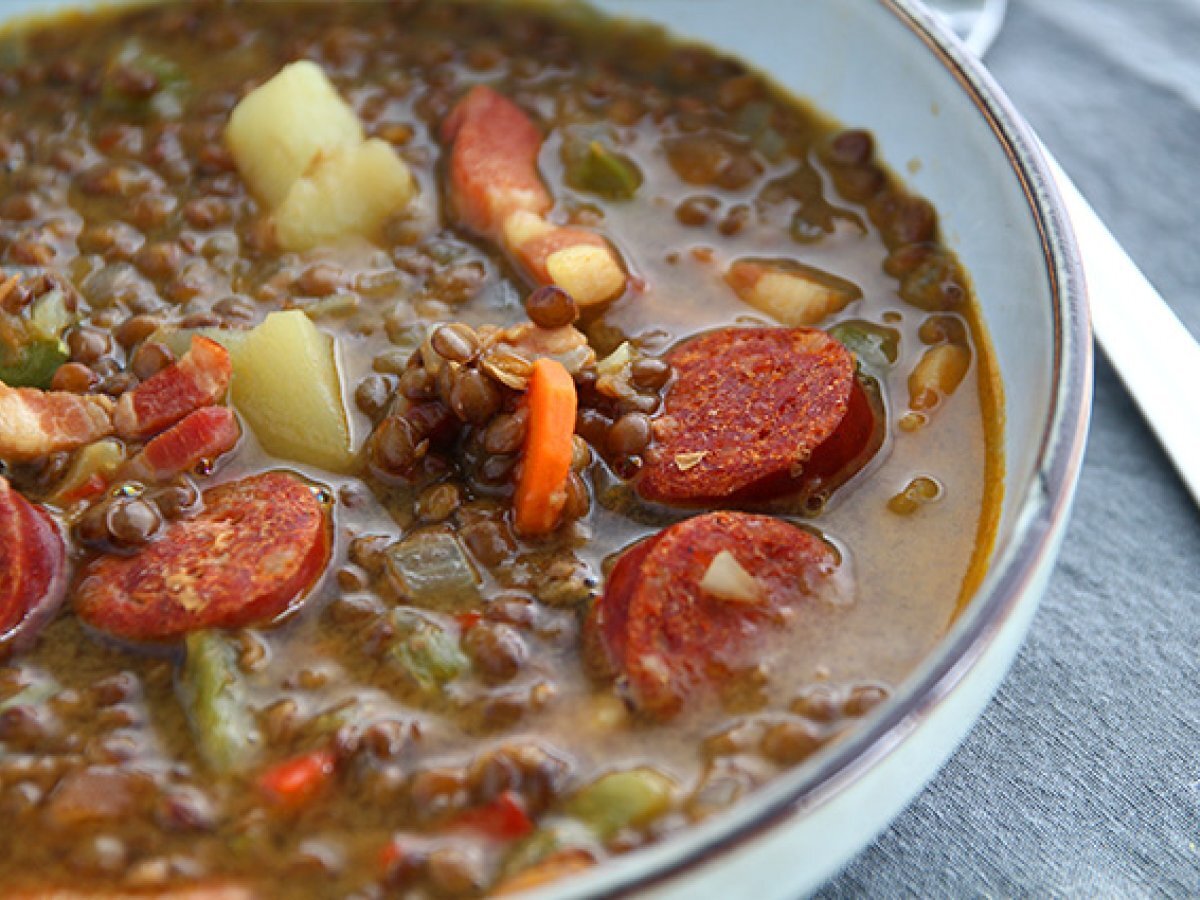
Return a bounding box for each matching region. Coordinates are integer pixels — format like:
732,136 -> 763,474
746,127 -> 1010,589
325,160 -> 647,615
545,244 -> 626,307
908,342 -> 971,412
273,139 -> 416,251
229,311 -> 355,473
727,259 -> 862,326
225,60 -> 364,208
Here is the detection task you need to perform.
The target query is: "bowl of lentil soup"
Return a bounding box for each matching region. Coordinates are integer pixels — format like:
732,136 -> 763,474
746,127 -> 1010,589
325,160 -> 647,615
0,0 -> 1089,897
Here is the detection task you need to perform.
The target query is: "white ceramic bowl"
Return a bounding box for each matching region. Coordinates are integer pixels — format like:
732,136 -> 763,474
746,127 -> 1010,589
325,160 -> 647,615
0,0 -> 1091,896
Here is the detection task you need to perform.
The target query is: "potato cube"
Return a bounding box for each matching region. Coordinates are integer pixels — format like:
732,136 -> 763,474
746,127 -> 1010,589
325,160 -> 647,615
225,60 -> 363,208
229,311 -> 355,473
272,138 -> 415,251
545,244 -> 627,307
726,259 -> 862,326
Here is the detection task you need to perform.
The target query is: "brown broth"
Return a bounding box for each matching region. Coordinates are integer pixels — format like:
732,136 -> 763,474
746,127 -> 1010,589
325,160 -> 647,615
0,1 -> 1002,896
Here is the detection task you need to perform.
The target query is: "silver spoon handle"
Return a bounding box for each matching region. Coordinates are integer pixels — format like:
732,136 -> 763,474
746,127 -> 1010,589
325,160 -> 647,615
1042,147 -> 1200,509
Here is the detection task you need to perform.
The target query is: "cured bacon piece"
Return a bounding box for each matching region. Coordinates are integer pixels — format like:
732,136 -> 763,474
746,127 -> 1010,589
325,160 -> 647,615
586,512 -> 838,717
441,85 -> 551,236
115,335 -> 232,440
443,87 -> 627,306
76,472 -> 331,641
124,406 -> 240,483
0,477 -> 67,655
0,382 -> 114,461
507,217 -> 626,306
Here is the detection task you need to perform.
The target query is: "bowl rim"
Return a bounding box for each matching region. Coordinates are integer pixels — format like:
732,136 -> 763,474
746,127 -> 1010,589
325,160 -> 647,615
529,0 -> 1093,896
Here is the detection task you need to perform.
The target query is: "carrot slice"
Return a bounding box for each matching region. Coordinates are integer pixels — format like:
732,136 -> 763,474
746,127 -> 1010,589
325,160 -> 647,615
513,358 -> 577,536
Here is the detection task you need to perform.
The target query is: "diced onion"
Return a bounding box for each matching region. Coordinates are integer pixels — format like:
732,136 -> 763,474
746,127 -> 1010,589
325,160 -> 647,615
699,550 -> 763,604
673,450 -> 706,471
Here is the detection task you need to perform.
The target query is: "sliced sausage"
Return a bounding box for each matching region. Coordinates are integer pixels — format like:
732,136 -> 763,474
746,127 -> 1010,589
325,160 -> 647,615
586,511 -> 838,717
115,335 -> 232,440
637,327 -> 872,504
0,477 -> 67,655
75,471 -> 331,641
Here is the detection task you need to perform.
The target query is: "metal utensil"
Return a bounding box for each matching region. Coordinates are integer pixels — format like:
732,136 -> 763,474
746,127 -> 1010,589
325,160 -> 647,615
1043,153 -> 1200,508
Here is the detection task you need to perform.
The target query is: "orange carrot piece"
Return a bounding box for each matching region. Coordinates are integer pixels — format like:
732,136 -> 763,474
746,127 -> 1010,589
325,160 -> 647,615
257,748 -> 336,811
513,358 -> 577,536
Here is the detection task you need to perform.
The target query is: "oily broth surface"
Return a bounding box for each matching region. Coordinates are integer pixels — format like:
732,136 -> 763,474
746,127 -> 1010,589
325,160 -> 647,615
0,1 -> 997,895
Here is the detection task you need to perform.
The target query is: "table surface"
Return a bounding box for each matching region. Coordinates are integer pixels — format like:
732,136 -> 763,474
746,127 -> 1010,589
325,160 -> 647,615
822,0 -> 1200,895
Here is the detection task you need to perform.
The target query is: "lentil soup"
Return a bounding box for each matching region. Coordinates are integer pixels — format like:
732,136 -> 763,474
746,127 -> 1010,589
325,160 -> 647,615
0,1 -> 1002,896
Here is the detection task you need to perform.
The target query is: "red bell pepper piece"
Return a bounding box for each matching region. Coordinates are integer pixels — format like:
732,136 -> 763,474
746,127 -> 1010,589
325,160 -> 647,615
258,749 -> 337,811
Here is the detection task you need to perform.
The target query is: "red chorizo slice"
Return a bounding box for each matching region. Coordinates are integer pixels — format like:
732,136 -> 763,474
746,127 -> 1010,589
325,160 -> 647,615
637,327 -> 861,504
114,335 -> 232,440
0,477 -> 67,653
441,85 -> 552,237
803,377 -> 879,485
124,405 -> 240,483
75,471 -> 331,641
584,531 -> 660,680
587,511 -> 838,717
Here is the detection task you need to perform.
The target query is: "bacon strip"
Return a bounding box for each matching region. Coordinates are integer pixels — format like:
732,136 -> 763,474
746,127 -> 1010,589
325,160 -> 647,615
124,406 -> 240,483
441,85 -> 551,236
443,86 -> 627,306
115,335 -> 232,440
0,383 -> 114,461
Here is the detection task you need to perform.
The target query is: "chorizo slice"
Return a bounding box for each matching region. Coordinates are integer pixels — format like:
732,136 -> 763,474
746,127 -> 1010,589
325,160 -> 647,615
586,511 -> 838,717
584,531 -> 659,680
0,477 -> 67,654
0,382 -> 113,461
115,335 -> 232,440
637,327 -> 867,504
75,471 -> 331,641
123,405 -> 240,484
